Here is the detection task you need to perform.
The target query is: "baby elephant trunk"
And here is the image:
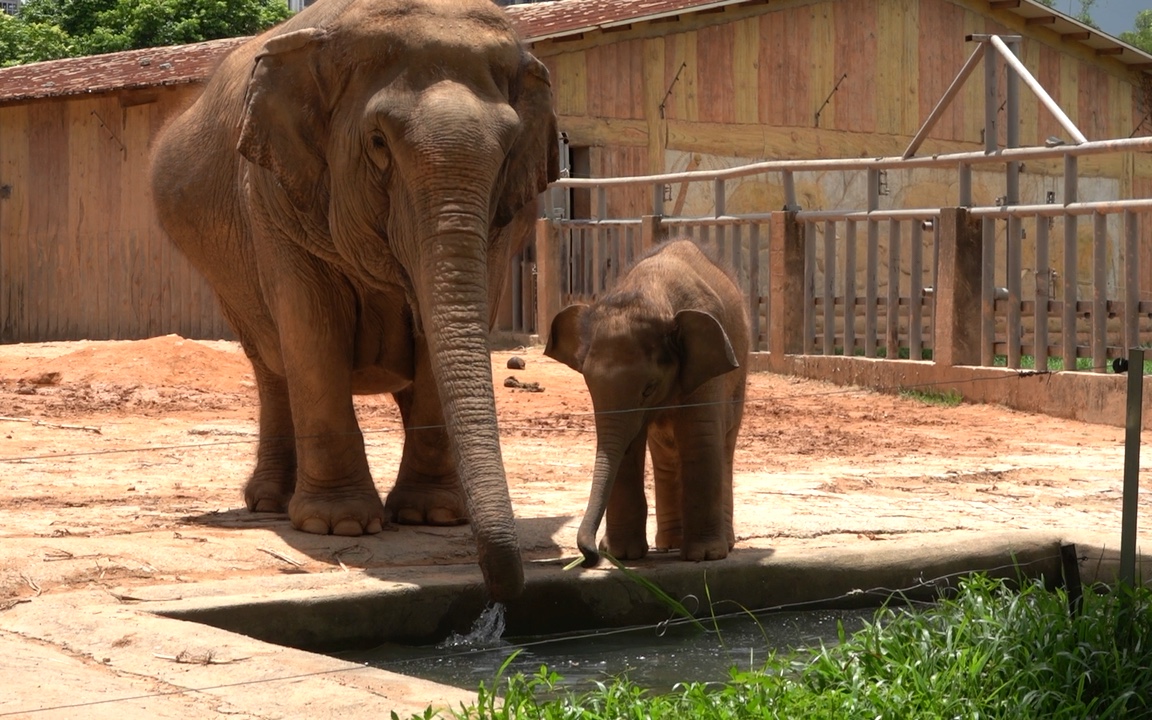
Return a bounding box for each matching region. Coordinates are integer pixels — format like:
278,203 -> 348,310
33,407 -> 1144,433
576,413 -> 637,567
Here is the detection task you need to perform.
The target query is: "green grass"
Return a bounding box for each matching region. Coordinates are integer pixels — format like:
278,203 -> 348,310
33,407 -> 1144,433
898,388 -> 963,406
992,354 -> 1152,374
410,575 -> 1152,720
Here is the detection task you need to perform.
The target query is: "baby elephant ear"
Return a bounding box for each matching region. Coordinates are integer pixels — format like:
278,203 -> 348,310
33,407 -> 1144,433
544,304 -> 588,373
237,27 -> 329,212
675,309 -> 739,395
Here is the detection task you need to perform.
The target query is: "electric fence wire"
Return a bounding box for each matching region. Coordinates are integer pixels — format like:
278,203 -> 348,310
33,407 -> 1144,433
0,362 -> 1086,465
0,553 -> 1075,718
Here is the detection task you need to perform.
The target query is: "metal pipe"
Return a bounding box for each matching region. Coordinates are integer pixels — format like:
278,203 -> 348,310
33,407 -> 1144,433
989,34 -> 1088,145
1062,155 -> 1079,370
904,44 -> 986,159
1119,347 -> 1144,588
548,136 -> 1152,188
984,41 -> 998,153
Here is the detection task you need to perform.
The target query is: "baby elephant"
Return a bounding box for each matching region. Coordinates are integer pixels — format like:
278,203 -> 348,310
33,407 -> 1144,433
545,239 -> 750,567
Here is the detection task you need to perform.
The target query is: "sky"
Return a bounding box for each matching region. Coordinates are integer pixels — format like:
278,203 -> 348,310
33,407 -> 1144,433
1048,0 -> 1149,38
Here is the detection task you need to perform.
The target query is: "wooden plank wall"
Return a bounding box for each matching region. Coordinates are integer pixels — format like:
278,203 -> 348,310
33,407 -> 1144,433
537,0 -> 1149,163
0,87 -> 232,343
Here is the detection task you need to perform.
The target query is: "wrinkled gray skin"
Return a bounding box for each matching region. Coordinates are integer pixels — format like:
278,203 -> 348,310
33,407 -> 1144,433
545,240 -> 750,567
150,0 -> 558,601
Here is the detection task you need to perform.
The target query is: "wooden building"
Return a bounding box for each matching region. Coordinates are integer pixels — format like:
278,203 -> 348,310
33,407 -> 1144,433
0,0 -> 1149,342
515,0 -> 1152,219
0,38 -> 244,342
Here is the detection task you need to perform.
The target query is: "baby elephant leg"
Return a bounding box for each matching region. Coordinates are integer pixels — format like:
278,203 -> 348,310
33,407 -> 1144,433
675,413 -> 732,561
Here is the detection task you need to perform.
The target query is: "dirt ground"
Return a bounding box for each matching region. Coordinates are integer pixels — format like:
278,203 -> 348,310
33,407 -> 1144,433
1,334 -> 1147,598
0,335 -> 1149,718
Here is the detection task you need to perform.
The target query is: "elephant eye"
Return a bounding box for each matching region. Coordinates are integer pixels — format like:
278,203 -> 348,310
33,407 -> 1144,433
370,132 -> 387,150
641,380 -> 657,399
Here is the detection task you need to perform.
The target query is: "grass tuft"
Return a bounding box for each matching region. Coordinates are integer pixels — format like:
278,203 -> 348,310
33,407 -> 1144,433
898,387 -> 963,406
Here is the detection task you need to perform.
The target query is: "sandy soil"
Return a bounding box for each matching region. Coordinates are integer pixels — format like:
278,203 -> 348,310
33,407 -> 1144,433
0,334 -> 1146,607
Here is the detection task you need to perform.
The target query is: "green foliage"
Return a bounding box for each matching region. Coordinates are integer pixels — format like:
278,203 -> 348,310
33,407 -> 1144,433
0,11 -> 72,65
418,575 -> 1152,719
1120,10 -> 1152,53
1,0 -> 289,66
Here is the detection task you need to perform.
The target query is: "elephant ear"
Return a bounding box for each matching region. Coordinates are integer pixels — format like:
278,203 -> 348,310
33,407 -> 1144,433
675,309 -> 739,396
237,28 -> 329,212
544,304 -> 588,373
494,52 -> 560,228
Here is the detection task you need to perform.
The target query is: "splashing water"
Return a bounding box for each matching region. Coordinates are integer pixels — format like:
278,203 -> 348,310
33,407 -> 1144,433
437,602 -> 507,649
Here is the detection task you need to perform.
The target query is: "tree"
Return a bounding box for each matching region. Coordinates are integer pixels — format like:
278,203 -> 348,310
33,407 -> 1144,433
1,0 -> 289,66
1120,9 -> 1152,54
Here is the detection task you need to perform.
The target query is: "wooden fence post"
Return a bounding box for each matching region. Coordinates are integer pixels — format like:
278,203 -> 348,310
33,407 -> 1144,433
769,211 -> 805,361
934,207 -> 982,366
534,217 -> 562,340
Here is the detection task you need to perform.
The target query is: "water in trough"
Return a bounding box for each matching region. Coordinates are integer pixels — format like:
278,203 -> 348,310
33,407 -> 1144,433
341,603 -> 875,693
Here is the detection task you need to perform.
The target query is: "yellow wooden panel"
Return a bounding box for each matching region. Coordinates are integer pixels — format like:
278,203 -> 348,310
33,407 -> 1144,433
1058,53 -> 1079,134
554,51 -> 587,117
557,115 -> 649,147
643,37 -> 667,173
732,17 -> 760,125
961,7 -> 985,143
876,0 -> 918,134
663,30 -> 698,122
808,2 -> 836,130
0,105 -> 30,339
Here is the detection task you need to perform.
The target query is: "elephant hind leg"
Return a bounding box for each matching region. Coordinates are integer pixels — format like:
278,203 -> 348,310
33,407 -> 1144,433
384,344 -> 467,526
243,352 -> 297,513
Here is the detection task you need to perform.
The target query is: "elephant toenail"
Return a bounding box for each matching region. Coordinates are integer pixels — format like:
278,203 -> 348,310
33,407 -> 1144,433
299,517 -> 329,534
332,519 -> 364,536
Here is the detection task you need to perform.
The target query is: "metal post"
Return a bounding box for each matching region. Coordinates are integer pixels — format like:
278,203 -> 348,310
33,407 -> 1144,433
1119,347 -> 1144,588
984,41 -> 998,153
866,169 -> 880,357
1006,38 -> 1022,369
1062,156 -> 1079,370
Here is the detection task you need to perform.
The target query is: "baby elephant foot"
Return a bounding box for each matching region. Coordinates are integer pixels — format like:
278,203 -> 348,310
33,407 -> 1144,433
244,471 -> 295,513
384,477 -> 468,526
680,537 -> 732,562
288,481 -> 386,536
601,535 -> 649,562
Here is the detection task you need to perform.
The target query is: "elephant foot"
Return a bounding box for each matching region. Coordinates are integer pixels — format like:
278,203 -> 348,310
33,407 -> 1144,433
244,471 -> 295,513
680,537 -> 732,562
601,535 -> 649,562
288,481 -> 386,536
384,475 -> 468,526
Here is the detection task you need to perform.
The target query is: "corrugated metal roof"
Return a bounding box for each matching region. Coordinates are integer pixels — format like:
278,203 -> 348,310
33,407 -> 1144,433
0,36 -> 248,104
0,0 -> 1147,105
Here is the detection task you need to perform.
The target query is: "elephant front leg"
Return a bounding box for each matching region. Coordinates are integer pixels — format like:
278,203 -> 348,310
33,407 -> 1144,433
602,431 -> 649,560
385,342 -> 467,526
243,353 -> 296,513
649,428 -> 683,553
674,410 -> 732,561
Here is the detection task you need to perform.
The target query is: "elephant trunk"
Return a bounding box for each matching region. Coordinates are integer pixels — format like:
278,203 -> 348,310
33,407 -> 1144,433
576,410 -> 641,568
417,222 -> 523,601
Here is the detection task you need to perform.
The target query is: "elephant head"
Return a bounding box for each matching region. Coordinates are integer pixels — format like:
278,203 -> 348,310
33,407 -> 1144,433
235,0 -> 559,600
546,299 -> 739,566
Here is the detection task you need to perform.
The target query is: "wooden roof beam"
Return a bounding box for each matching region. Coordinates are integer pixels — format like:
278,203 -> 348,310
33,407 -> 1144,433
1025,15 -> 1056,25
1061,31 -> 1092,42
988,0 -> 1020,8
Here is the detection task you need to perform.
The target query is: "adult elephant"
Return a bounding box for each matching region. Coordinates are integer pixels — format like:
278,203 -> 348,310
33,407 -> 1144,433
150,0 -> 558,601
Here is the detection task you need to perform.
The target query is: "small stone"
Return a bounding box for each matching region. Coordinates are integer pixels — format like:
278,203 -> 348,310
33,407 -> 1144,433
506,356 -> 526,370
